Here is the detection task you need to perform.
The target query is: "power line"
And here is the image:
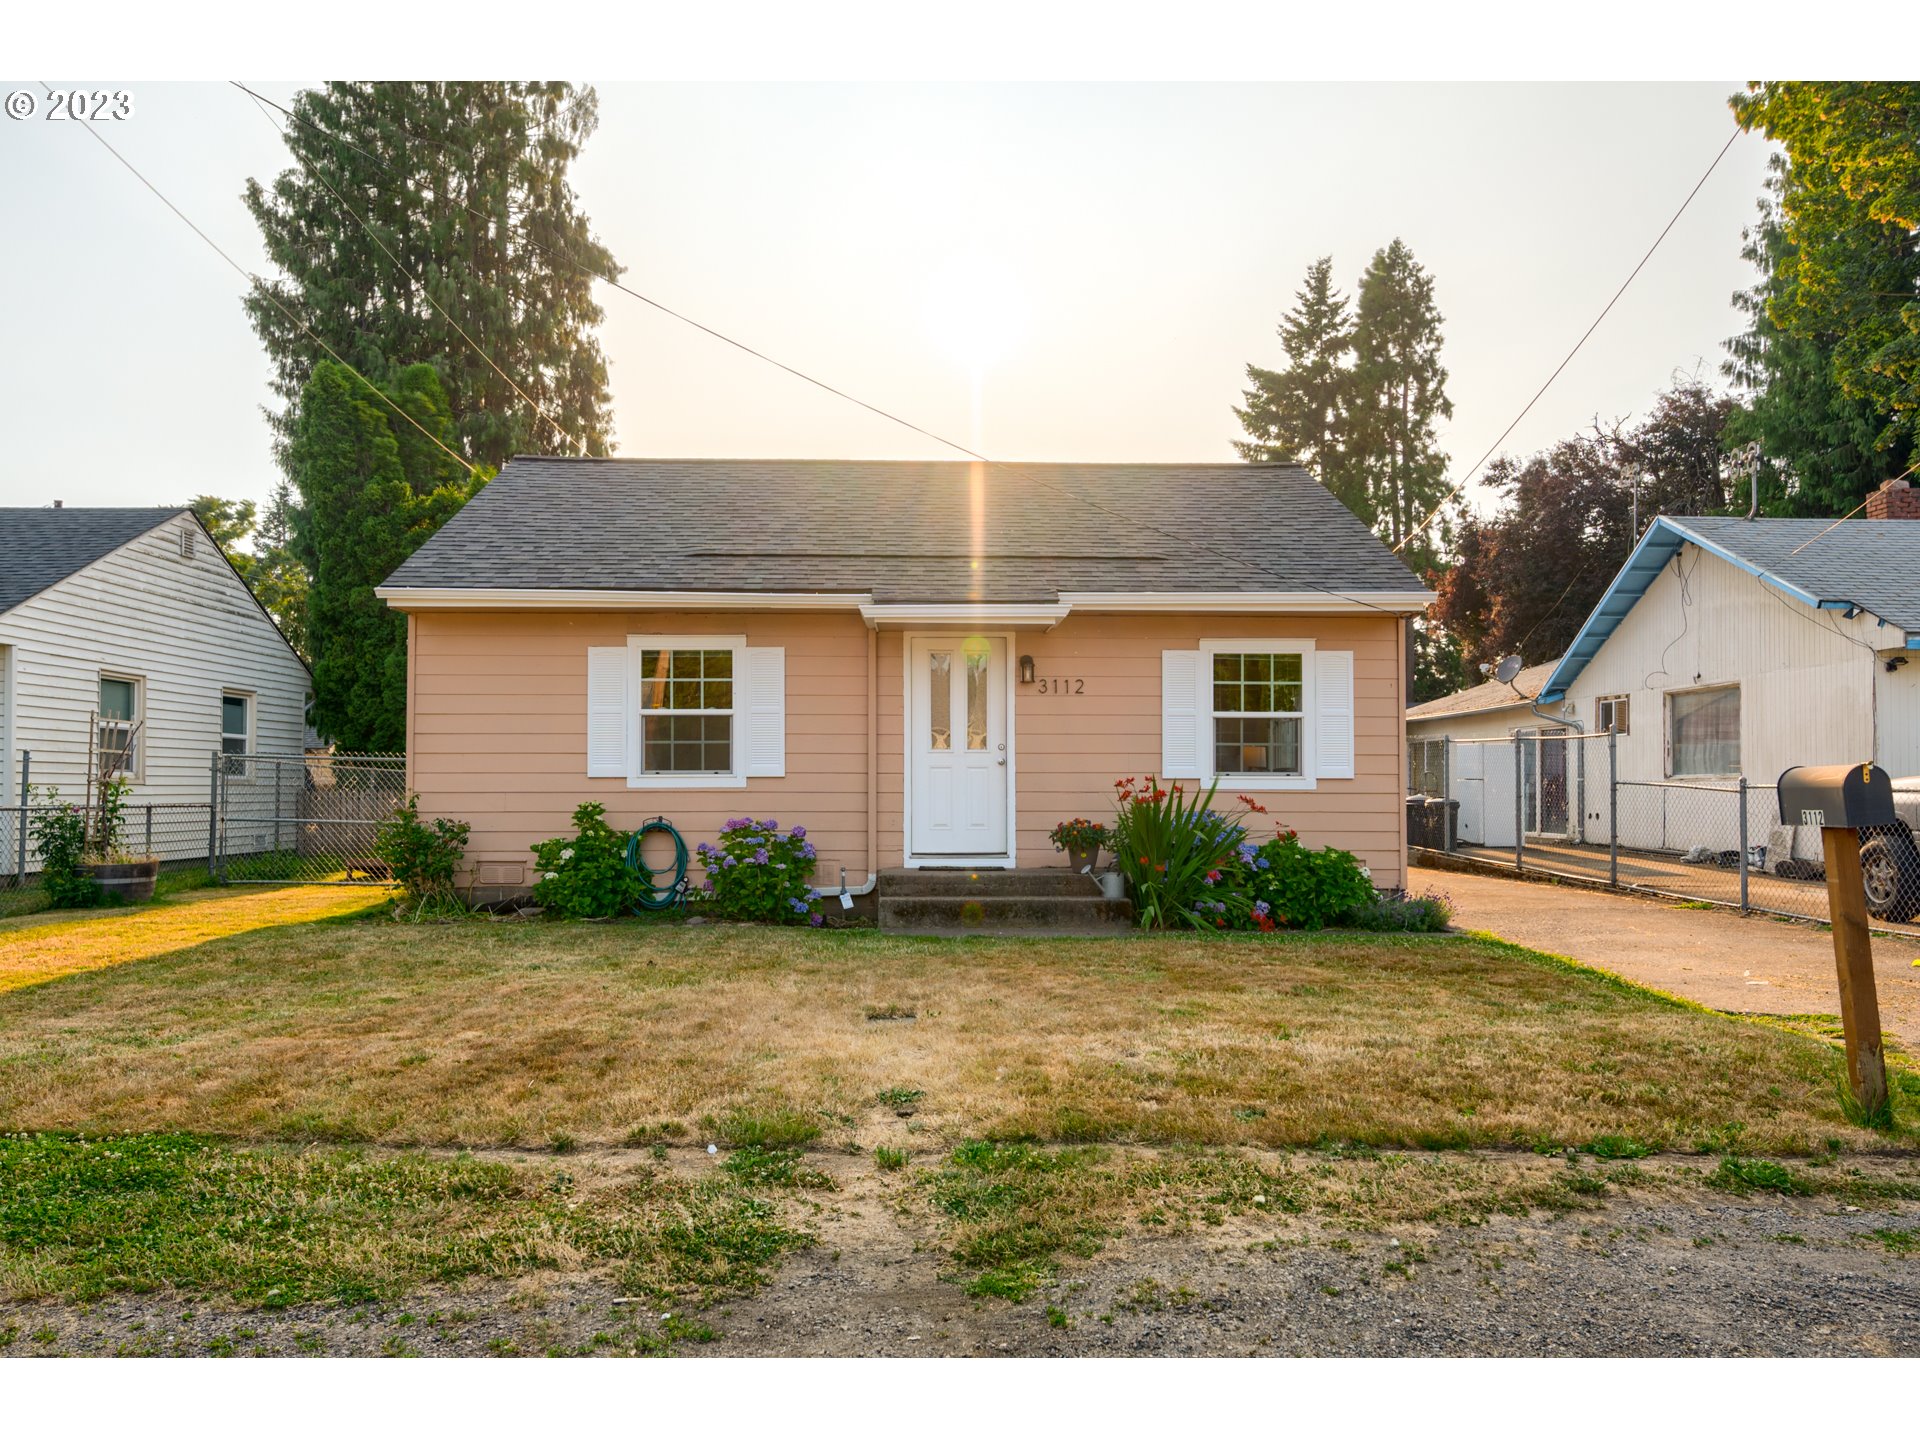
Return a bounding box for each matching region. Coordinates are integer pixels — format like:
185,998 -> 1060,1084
239,88 -> 583,454
1394,124 -> 1745,556
50,83 -> 483,484
232,81 -> 1411,616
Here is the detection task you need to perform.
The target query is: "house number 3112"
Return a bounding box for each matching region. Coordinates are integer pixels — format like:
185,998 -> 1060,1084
1035,678 -> 1084,695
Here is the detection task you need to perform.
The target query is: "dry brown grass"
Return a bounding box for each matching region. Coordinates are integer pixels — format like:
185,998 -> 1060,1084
0,911 -> 1905,1156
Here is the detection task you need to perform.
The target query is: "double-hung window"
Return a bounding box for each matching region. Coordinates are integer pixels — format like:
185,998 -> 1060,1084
221,692 -> 253,774
1210,649 -> 1306,778
98,675 -> 141,780
1666,685 -> 1739,777
639,646 -> 735,777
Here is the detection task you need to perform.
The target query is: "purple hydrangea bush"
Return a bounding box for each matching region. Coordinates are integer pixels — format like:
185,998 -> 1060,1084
696,818 -> 824,926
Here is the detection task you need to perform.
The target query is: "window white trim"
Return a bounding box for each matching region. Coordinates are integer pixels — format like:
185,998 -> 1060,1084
1197,638 -> 1318,792
625,634 -> 749,790
97,671 -> 145,784
1595,694 -> 1630,736
220,689 -> 256,778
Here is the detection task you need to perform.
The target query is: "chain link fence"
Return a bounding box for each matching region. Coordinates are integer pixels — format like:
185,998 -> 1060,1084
1410,734 -> 1920,937
215,752 -> 406,884
3,801 -> 215,890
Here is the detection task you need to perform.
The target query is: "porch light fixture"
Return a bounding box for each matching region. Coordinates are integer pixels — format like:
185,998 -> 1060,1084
1018,654 -> 1036,685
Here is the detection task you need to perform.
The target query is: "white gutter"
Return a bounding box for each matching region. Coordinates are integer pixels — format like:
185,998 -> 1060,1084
374,587 -> 871,611
858,602 -> 1072,628
1060,590 -> 1433,614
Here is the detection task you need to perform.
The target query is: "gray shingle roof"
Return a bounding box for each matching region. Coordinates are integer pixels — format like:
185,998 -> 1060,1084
1669,516 -> 1920,634
381,458 -> 1424,603
1407,660 -> 1558,721
0,508 -> 183,615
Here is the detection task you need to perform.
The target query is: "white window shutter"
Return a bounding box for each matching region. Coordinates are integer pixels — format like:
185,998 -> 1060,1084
1161,649 -> 1203,779
743,646 -> 786,778
586,646 -> 629,777
1316,649 -> 1355,780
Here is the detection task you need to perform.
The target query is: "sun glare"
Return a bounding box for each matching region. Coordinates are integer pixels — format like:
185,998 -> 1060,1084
924,256 -> 1027,379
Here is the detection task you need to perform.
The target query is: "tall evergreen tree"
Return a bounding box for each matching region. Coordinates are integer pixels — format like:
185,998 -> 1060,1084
1348,239 -> 1454,573
1234,257 -> 1359,510
244,81 -> 620,470
250,484 -> 311,662
290,361 -> 479,751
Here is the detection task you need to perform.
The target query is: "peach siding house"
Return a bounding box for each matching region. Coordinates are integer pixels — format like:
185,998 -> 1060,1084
376,458 -> 1431,903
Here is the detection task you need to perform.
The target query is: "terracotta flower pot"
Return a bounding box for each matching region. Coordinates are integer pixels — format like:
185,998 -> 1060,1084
89,857 -> 159,904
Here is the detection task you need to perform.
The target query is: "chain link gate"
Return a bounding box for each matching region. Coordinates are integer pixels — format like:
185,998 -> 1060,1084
213,752 -> 406,884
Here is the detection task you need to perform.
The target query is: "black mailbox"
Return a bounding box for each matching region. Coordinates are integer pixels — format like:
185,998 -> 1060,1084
1777,763 -> 1896,830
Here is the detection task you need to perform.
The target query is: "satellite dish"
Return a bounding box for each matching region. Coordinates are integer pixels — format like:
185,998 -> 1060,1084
1494,654 -> 1524,686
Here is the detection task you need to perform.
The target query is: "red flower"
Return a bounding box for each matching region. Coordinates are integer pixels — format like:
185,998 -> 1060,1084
1238,794 -> 1269,814
1155,863 -> 1167,874
1206,869 -> 1221,883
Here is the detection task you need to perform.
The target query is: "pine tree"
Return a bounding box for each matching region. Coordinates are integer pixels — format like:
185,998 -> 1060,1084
290,361 -> 479,751
250,483 -> 312,661
1234,257 -> 1359,509
1348,239 -> 1454,573
244,81 -> 620,470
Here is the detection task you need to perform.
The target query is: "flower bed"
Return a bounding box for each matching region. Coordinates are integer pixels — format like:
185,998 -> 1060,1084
696,818 -> 823,926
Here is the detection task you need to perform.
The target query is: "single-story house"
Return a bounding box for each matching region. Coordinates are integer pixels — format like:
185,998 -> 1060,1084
1406,478 -> 1920,855
0,505 -> 311,866
375,458 -> 1432,904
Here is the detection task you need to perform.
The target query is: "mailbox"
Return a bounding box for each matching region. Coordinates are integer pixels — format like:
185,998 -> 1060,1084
1777,762 -> 1895,830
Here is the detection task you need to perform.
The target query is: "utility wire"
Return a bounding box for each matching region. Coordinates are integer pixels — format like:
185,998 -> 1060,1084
1394,125 -> 1745,556
239,88 -> 583,453
51,84 -> 483,483
1786,456 -> 1920,556
231,81 -> 1410,615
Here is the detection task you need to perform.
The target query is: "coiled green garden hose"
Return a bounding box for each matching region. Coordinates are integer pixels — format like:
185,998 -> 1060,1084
624,816 -> 690,911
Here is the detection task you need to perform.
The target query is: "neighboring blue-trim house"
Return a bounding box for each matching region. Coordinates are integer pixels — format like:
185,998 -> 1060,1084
1541,515 -> 1920,706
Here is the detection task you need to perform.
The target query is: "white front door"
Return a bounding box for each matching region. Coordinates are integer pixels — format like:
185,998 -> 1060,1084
909,635 -> 1009,859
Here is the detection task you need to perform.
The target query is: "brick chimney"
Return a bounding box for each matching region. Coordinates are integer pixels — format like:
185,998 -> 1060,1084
1866,478 -> 1920,520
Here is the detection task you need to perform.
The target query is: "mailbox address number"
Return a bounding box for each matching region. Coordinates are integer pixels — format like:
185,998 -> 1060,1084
1800,809 -> 1827,828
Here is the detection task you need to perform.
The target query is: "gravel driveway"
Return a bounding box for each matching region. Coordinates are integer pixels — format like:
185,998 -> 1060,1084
7,1153 -> 1917,1358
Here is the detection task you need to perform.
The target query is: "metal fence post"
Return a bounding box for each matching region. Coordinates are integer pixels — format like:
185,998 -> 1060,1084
1513,734 -> 1525,874
15,750 -> 28,884
207,750 -> 220,882
1608,728 -> 1619,889
1738,776 -> 1750,914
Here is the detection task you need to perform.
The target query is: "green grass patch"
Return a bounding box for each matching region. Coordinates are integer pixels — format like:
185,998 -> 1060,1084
0,1131 -> 808,1309
1706,1156 -> 1812,1195
1869,1227 -> 1919,1255
719,1145 -> 835,1190
873,1146 -> 908,1172
1580,1135 -> 1654,1160
708,1109 -> 823,1149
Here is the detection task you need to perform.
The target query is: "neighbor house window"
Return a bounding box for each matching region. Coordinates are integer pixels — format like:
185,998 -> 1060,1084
221,692 -> 253,774
1667,686 -> 1739,777
639,647 -> 734,775
1595,695 -> 1630,735
98,675 -> 142,780
1211,650 -> 1305,777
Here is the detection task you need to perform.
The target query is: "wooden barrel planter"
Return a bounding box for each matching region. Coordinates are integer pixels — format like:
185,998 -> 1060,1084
89,857 -> 160,904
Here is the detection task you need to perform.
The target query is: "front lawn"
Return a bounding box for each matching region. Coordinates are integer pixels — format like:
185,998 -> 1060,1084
0,915 -> 1906,1156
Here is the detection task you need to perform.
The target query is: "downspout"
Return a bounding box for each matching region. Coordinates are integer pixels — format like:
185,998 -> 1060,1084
834,621 -> 881,898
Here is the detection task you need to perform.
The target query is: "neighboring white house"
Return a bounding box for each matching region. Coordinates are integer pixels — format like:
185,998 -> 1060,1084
1409,480 -> 1920,859
0,506 -> 310,851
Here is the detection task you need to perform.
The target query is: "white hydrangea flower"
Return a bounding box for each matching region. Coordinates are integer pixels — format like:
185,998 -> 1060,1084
560,847 -> 575,861
544,871 -> 558,881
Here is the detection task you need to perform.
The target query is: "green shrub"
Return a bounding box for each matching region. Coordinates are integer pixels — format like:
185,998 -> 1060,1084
29,791 -> 99,909
374,796 -> 471,914
531,802 -> 646,918
1347,887 -> 1453,932
694,818 -> 821,926
1243,831 -> 1375,930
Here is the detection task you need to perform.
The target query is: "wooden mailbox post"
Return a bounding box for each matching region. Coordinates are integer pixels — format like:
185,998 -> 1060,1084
1778,762 -> 1892,1118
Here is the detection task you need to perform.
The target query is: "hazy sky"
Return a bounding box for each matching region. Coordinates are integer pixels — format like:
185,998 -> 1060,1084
1,81 -> 1772,520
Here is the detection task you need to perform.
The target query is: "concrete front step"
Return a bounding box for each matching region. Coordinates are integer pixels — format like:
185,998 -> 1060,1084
878,892 -> 1134,933
881,866 -> 1103,898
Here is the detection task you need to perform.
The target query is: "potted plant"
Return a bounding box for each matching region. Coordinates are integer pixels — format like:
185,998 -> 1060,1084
86,774 -> 159,903
1048,817 -> 1110,874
